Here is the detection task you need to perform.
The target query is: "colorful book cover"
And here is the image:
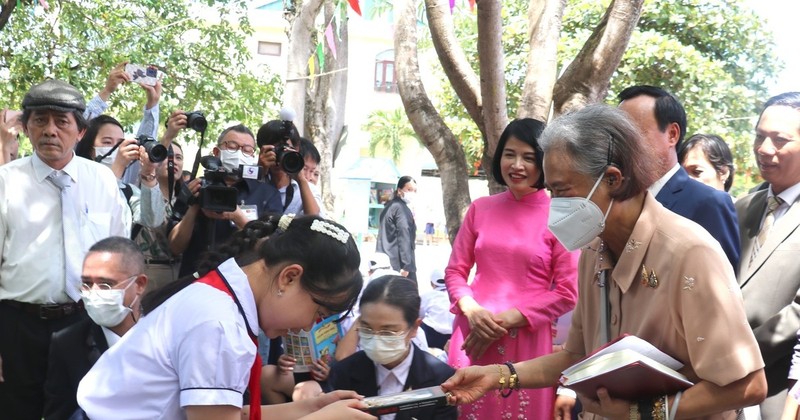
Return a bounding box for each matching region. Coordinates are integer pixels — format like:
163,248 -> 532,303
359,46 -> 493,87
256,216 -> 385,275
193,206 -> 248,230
283,315 -> 342,373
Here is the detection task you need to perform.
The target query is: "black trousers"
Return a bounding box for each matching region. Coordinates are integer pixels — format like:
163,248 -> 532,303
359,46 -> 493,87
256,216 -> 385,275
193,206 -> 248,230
0,301 -> 86,420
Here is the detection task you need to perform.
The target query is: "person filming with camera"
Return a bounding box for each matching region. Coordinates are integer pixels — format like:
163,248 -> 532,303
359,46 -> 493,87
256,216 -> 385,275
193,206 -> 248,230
256,109 -> 323,216
167,113 -> 283,277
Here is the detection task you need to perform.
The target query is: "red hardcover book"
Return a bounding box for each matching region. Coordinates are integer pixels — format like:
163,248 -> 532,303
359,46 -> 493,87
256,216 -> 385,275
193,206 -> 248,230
559,335 -> 693,400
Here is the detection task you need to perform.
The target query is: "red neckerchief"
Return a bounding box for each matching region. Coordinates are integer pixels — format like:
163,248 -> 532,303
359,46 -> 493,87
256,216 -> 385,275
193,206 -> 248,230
196,270 -> 262,420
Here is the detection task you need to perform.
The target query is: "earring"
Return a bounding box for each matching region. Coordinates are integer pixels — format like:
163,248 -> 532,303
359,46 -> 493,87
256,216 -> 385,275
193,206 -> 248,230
278,290 -> 284,297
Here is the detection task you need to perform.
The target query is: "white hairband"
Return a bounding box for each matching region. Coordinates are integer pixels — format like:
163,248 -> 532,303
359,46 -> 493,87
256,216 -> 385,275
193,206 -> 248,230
278,213 -> 294,232
310,219 -> 350,244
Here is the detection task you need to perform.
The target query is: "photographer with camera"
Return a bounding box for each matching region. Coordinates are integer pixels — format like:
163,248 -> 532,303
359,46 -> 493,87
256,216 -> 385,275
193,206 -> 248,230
167,119 -> 283,278
256,115 -> 323,217
74,115 -> 166,233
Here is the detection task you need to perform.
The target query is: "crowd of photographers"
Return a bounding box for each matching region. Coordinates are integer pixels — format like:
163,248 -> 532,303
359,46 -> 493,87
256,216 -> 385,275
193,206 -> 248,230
0,68 -> 328,419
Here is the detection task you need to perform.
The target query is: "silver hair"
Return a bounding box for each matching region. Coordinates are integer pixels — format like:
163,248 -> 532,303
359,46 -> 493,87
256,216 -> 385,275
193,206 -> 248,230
540,104 -> 656,201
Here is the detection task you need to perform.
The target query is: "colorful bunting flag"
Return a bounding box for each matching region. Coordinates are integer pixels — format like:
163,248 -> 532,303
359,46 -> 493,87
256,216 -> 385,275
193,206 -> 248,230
325,23 -> 337,60
449,0 -> 455,13
316,43 -> 325,71
39,0 -> 49,10
308,54 -> 316,89
347,0 -> 361,16
468,0 -> 475,11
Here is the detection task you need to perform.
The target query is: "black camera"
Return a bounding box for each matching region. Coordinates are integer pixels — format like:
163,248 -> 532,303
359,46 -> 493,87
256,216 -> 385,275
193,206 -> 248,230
184,111 -> 208,133
274,143 -> 304,174
137,135 -> 168,163
198,156 -> 239,213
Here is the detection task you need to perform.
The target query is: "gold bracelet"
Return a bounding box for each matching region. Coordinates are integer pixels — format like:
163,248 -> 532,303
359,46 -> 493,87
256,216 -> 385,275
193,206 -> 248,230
652,395 -> 667,420
495,364 -> 506,391
629,402 -> 639,420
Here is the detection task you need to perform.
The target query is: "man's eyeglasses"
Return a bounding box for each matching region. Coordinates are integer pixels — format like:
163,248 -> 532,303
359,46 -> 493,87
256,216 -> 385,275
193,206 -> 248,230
220,141 -> 256,157
80,275 -> 137,292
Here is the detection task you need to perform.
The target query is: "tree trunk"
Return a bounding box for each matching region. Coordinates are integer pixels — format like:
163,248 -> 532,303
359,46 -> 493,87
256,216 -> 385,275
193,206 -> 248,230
552,0 -> 644,116
425,0 -> 484,136
477,0 -> 508,195
304,0 -> 347,213
0,0 -> 17,32
395,0 -> 471,244
517,0 -> 566,121
283,0 -> 325,134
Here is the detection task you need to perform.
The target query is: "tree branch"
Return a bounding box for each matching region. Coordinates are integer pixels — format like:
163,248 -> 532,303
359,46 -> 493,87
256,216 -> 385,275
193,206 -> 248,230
517,0 -> 566,121
0,0 -> 17,32
425,0 -> 484,135
395,0 -> 471,244
552,0 -> 644,116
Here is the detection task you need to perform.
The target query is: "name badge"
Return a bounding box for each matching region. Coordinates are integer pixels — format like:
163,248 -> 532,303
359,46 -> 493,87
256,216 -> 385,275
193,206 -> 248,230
241,205 -> 258,222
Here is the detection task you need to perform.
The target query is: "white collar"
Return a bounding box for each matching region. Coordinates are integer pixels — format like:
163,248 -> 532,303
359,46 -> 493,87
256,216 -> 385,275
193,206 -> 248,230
769,181 -> 800,207
101,326 -> 122,348
375,343 -> 414,390
647,163 -> 681,197
216,258 -> 260,336
32,151 -> 79,183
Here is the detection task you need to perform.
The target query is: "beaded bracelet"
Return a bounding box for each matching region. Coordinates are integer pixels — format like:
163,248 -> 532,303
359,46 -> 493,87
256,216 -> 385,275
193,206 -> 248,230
652,395 -> 667,420
504,362 -> 520,390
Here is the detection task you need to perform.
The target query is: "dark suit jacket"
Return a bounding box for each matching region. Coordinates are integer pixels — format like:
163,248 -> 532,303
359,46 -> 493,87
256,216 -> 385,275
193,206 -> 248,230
328,345 -> 457,420
736,189 -> 800,399
44,318 -> 109,420
655,167 -> 740,271
376,197 -> 417,274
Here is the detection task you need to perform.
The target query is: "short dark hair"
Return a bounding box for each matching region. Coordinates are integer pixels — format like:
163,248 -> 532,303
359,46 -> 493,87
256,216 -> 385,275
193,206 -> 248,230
87,236 -> 145,276
359,275 -> 420,327
75,115 -> 123,160
256,120 -> 300,148
678,134 -> 735,192
299,137 -> 321,164
757,92 -> 800,129
217,124 -> 255,146
394,176 -> 415,199
618,85 -> 687,150
22,108 -> 88,132
491,118 -> 546,189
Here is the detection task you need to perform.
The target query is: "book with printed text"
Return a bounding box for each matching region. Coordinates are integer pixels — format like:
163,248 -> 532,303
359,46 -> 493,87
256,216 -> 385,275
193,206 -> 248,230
283,315 -> 342,373
361,386 -> 450,415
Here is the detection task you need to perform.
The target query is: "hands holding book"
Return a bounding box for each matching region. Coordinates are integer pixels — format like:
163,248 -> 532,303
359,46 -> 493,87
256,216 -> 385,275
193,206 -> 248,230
440,364 -> 503,405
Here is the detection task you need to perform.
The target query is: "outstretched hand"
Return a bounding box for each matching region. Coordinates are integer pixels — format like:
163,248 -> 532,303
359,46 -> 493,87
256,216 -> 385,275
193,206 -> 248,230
440,365 -> 498,405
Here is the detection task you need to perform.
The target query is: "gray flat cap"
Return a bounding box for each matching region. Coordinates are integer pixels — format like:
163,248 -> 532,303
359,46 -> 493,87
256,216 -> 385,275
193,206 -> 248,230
22,79 -> 86,113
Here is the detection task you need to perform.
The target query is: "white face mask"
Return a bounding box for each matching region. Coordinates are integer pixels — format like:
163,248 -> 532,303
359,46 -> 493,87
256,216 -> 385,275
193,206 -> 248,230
547,172 -> 614,251
80,277 -> 137,328
359,331 -> 409,365
220,149 -> 257,173
94,146 -> 117,167
401,191 -> 416,205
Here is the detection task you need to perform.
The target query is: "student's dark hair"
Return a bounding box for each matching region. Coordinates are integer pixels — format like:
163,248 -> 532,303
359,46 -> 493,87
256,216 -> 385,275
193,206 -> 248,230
757,92 -> 800,129
141,214 -> 363,316
359,275 -> 420,326
618,85 -> 687,150
87,236 -> 145,276
22,109 -> 88,132
256,120 -> 301,148
491,118 -> 546,188
75,115 -> 123,160
299,137 -> 321,164
393,176 -> 415,199
217,124 -> 255,146
678,133 -> 735,192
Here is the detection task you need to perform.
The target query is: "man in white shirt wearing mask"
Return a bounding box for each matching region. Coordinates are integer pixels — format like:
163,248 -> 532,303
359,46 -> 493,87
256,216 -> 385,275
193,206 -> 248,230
43,236 -> 148,420
168,124 -> 283,278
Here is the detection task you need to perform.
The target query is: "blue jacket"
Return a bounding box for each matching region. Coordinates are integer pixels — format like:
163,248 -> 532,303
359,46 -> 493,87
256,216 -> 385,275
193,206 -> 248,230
655,167 -> 740,272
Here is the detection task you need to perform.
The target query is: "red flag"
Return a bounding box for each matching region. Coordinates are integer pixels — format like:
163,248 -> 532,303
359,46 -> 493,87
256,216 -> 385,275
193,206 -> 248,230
468,0 -> 475,11
348,0 -> 361,16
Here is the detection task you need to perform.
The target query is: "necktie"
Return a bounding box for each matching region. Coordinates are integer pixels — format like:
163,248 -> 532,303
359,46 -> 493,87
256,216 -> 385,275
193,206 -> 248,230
49,171 -> 83,301
749,195 -> 783,267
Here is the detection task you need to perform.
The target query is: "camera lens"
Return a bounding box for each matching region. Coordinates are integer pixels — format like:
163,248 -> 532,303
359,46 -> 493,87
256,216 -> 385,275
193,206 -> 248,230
280,150 -> 304,174
185,112 -> 208,133
146,143 -> 168,163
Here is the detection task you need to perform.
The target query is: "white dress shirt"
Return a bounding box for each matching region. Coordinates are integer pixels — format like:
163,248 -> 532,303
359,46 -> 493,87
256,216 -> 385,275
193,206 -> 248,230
647,163 -> 681,198
374,345 -> 415,420
767,181 -> 800,225
281,179 -> 326,217
420,289 -> 455,335
78,258 -> 258,419
0,153 -> 130,303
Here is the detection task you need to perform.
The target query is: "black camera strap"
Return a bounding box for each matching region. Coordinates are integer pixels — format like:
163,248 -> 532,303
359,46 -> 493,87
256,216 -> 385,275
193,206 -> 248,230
283,183 -> 294,212
94,140 -> 123,163
167,146 -> 175,202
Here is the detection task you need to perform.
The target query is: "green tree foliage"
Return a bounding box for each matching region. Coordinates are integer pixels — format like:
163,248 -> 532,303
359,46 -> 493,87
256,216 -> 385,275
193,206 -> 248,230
363,107 -> 420,162
434,0 -> 780,195
1,0 -> 281,155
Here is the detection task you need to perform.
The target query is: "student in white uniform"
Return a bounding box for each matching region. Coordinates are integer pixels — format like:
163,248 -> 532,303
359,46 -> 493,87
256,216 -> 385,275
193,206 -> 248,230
77,214 -> 375,420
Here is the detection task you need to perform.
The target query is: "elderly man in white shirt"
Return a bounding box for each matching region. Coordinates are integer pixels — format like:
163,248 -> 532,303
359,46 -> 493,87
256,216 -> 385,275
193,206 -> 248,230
0,79 -> 130,420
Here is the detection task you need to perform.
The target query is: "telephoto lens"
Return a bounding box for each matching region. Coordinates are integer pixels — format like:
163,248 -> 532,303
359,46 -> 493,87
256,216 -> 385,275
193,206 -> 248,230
184,111 -> 208,133
137,135 -> 168,163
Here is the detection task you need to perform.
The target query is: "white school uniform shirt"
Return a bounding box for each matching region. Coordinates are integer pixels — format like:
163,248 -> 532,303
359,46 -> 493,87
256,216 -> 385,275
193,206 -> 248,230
420,289 -> 454,335
0,152 -> 130,303
77,258 -> 258,419
374,344 -> 415,420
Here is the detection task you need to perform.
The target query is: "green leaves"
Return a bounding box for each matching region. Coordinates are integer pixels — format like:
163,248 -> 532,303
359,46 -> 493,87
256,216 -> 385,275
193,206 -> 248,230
1,0 -> 281,145
363,108 -> 420,163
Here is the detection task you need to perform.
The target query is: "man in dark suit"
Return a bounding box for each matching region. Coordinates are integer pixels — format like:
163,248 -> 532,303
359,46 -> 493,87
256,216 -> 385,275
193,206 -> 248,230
618,85 -> 740,271
44,237 -> 148,420
328,343 -> 457,420
736,92 -> 800,420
